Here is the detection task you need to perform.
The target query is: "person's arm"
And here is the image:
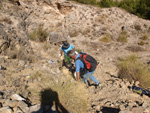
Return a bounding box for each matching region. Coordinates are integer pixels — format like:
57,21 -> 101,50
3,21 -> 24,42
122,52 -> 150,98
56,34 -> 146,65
75,60 -> 81,81
76,72 -> 80,81
60,50 -> 63,56
72,48 -> 75,51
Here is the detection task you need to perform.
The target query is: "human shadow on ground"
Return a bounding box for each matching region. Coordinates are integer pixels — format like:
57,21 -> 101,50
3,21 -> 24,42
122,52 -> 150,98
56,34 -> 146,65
32,88 -> 69,113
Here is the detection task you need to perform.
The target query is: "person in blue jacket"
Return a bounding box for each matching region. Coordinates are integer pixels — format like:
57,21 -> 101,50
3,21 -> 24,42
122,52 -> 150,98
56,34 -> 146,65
67,50 -> 101,88
60,41 -> 75,67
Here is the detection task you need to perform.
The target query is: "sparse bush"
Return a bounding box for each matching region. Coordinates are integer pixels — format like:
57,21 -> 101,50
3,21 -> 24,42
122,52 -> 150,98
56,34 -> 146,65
141,34 -> 148,40
100,35 -> 111,42
117,35 -> 128,43
29,25 -> 49,42
118,54 -> 150,88
117,30 -> 128,43
138,40 -> 145,46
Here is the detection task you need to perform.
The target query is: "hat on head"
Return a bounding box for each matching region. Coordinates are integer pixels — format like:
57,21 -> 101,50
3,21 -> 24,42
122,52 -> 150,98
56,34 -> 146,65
62,42 -> 70,49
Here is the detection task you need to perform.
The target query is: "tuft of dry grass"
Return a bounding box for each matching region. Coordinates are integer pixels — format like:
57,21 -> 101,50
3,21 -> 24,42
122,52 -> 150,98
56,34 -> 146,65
29,25 -> 49,42
117,54 -> 150,88
100,35 -> 111,42
117,30 -> 128,43
138,40 -> 145,46
27,69 -> 88,113
141,34 -> 148,40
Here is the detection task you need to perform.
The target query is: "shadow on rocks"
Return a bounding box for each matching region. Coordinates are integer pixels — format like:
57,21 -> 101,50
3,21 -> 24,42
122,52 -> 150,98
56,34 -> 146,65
101,107 -> 120,113
32,88 -> 69,113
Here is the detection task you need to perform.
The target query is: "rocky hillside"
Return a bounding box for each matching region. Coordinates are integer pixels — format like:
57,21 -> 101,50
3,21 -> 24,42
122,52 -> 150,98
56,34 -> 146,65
0,0 -> 150,113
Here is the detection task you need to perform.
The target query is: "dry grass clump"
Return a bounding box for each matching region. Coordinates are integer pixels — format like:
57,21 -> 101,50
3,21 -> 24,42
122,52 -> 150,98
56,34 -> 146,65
138,40 -> 145,46
140,34 -> 148,40
100,35 -> 111,42
29,25 -> 49,42
126,46 -> 145,52
27,69 -> 88,113
138,34 -> 149,46
117,30 -> 128,43
117,54 -> 150,88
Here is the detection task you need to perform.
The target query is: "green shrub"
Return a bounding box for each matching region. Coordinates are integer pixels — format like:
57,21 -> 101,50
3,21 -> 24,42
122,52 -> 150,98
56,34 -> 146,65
100,35 -> 111,42
29,25 -> 49,42
118,54 -> 150,88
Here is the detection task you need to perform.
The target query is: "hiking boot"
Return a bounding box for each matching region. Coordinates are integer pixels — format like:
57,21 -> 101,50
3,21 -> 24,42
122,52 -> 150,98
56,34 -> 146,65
95,83 -> 101,88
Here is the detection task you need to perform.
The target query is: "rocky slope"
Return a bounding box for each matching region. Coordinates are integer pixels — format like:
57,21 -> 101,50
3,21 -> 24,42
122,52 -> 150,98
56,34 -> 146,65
0,0 -> 150,113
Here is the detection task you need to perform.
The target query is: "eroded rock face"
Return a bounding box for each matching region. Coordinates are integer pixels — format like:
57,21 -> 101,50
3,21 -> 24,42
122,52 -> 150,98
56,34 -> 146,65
0,0 -> 33,62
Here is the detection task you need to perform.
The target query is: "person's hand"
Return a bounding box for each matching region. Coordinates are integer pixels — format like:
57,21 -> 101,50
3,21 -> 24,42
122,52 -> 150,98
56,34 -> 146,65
60,56 -> 63,61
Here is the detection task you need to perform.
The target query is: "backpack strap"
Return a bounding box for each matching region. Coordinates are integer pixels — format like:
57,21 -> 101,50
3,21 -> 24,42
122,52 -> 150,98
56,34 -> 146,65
75,53 -> 88,69
75,54 -> 88,76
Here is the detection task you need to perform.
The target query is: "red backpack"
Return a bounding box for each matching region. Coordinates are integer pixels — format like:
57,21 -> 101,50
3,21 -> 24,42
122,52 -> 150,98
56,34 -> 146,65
76,52 -> 98,72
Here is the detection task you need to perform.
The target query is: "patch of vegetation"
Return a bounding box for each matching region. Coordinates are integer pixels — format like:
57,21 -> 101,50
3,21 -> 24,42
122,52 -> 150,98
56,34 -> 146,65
138,40 -> 145,46
100,35 -> 111,42
117,30 -> 128,43
29,25 -> 49,42
140,34 -> 148,40
69,0 -> 150,20
28,71 -> 88,113
118,54 -> 150,88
